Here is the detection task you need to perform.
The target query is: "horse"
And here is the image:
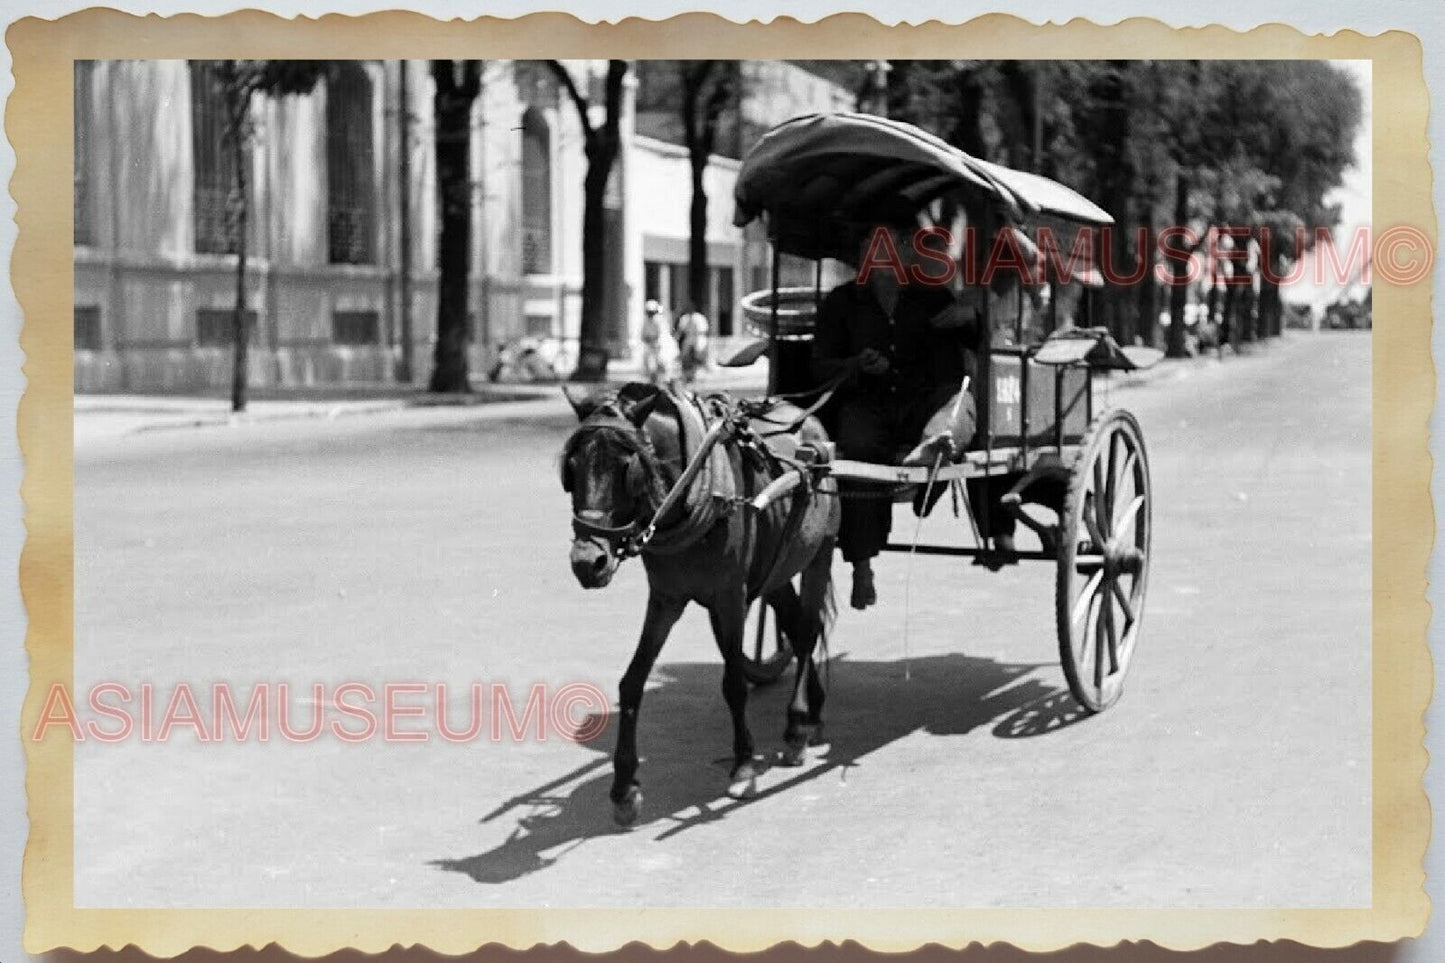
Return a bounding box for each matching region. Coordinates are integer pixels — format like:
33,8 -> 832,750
559,382 -> 840,826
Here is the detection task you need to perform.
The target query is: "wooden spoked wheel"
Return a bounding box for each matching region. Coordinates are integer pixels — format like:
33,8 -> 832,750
1055,409 -> 1152,713
741,597 -> 795,686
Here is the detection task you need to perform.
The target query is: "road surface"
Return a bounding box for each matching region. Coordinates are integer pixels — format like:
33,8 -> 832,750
71,332 -> 1371,908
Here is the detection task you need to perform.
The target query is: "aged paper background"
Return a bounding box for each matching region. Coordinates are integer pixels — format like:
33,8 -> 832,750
12,8 -> 1432,955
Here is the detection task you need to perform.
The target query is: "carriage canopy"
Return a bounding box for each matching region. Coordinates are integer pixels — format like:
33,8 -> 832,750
733,112 -> 1114,262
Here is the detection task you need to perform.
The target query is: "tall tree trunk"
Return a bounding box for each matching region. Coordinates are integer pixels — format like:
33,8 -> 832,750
1108,216 -> 1134,343
1258,255 -> 1282,337
429,62 -> 479,393
681,62 -> 731,325
574,150 -> 613,382
687,157 -> 709,311
1135,222 -> 1158,347
229,92 -> 251,414
560,60 -> 628,383
1092,63 -> 1135,344
1231,260 -> 1254,345
1165,170 -> 1191,358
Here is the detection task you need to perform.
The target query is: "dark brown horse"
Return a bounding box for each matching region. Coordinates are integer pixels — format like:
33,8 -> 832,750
560,383 -> 840,826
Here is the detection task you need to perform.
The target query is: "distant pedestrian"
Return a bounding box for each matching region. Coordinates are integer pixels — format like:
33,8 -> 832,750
675,304 -> 711,384
640,300 -> 678,384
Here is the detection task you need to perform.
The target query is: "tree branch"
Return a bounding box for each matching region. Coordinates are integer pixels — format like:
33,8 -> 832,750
547,60 -> 594,136
680,61 -> 706,153
430,60 -> 455,95
699,62 -> 733,158
458,60 -> 482,100
601,60 -> 627,139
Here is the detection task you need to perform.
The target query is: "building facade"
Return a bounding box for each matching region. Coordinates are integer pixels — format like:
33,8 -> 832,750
73,59 -> 854,393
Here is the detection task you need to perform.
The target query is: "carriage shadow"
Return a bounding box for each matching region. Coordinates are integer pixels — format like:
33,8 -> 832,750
432,652 -> 1091,886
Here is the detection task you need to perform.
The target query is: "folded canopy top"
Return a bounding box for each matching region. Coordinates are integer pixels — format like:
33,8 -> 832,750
733,112 -> 1114,262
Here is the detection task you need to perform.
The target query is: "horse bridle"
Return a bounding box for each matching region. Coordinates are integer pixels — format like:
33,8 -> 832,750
566,403 -> 738,559
571,512 -> 652,557
565,418 -> 666,558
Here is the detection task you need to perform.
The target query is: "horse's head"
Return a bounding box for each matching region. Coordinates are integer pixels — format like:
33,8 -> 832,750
559,385 -> 664,589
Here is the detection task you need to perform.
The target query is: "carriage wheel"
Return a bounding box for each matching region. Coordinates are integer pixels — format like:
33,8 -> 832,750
1055,409 -> 1152,713
741,597 -> 795,686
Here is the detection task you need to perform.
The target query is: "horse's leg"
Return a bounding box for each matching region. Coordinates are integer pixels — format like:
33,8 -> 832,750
708,589 -> 760,799
611,591 -> 686,827
780,538 -> 835,766
769,582 -> 814,766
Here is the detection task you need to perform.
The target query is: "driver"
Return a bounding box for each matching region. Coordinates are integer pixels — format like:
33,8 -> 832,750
812,225 -> 980,610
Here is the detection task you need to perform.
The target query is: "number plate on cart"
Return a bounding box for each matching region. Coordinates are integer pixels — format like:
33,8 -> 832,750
988,353 -> 1089,447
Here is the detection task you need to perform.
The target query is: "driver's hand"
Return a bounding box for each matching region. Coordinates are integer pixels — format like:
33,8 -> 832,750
858,348 -> 891,375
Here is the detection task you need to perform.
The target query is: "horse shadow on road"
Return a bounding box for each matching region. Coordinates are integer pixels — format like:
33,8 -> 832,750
432,652 -> 1091,886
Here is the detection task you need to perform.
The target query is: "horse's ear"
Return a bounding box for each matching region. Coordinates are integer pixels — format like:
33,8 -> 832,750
616,382 -> 661,427
619,391 -> 660,427
561,384 -> 595,420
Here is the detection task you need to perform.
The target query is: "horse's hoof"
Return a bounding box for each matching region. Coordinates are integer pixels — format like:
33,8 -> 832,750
612,785 -> 643,827
779,741 -> 808,767
727,760 -> 761,799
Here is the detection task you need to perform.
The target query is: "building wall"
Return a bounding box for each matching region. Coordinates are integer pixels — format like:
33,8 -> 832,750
73,59 -> 852,392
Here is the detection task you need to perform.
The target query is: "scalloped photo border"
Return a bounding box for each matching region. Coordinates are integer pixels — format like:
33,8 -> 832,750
10,8 -> 1433,956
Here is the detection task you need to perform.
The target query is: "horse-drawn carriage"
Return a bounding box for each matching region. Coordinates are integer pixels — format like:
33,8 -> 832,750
728,112 -> 1158,714
562,112 -> 1157,823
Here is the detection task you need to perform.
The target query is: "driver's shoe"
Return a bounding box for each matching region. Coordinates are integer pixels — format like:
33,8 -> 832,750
850,563 -> 878,610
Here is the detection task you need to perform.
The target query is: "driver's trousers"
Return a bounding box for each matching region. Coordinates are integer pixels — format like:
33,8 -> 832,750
834,386 -> 956,564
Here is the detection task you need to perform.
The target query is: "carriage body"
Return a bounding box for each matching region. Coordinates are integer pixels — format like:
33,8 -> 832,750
731,112 -> 1156,712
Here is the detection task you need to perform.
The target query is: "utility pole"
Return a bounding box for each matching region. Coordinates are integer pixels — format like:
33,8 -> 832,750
397,60 -> 414,384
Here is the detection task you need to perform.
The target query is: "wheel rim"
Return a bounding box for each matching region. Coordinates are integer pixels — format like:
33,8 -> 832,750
1058,411 -> 1150,712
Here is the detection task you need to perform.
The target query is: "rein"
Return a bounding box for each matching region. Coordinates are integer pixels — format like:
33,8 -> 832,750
743,357 -> 861,437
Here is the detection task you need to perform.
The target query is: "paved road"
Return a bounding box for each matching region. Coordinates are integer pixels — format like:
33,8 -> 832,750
72,332 -> 1370,908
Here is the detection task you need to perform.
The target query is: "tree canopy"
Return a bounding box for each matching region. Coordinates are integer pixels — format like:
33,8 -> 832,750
879,59 -> 1363,347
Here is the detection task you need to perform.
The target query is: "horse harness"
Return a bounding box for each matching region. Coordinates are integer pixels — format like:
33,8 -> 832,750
567,388 -> 819,578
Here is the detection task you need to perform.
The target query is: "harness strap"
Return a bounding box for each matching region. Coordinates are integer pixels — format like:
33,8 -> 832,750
632,414 -> 734,552
572,516 -> 646,549
752,358 -> 861,438
749,463 -> 813,604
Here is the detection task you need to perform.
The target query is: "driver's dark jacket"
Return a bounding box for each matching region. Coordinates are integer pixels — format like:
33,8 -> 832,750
811,281 -> 983,564
810,282 -> 979,398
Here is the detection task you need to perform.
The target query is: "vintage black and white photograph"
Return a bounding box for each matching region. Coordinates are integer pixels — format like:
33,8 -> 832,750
61,50 -> 1381,917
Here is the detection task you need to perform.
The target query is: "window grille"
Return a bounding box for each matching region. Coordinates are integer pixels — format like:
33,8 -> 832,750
73,62 -> 95,247
189,61 -> 249,255
74,305 -> 101,351
326,64 -> 376,265
196,308 -> 259,347
332,310 -> 379,346
521,109 -> 552,274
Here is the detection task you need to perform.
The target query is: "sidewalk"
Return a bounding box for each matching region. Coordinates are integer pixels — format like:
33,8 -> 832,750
73,341 -> 1283,444
73,357 -> 772,442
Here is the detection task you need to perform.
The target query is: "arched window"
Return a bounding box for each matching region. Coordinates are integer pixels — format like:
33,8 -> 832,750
190,61 -> 247,255
326,63 -> 376,265
520,108 -> 552,275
